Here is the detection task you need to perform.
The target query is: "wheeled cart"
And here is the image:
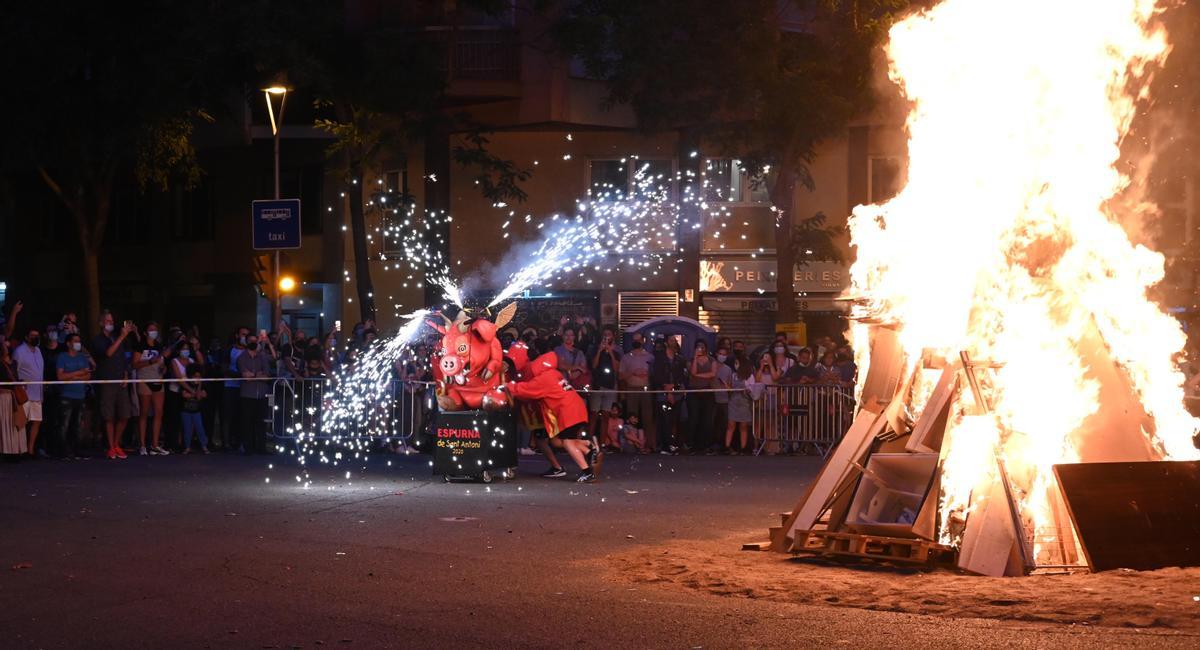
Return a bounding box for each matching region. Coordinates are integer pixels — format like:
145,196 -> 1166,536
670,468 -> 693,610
432,409 -> 519,483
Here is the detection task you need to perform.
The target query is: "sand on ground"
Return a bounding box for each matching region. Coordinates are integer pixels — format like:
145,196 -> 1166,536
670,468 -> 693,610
606,531 -> 1200,631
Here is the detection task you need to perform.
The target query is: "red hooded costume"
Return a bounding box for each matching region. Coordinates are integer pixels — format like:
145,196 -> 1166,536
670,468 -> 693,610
504,351 -> 588,437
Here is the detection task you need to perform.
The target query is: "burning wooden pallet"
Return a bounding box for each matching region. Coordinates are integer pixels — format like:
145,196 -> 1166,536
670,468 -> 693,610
793,529 -> 958,566
762,324 -> 1200,576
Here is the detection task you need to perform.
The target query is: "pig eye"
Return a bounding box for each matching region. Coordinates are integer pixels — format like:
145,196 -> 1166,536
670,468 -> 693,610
457,343 -> 468,354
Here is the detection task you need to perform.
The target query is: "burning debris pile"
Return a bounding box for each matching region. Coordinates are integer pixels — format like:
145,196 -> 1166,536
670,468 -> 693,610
773,0 -> 1200,575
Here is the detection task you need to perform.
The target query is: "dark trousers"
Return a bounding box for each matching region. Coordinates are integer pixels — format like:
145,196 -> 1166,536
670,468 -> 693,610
221,386 -> 241,450
655,396 -> 680,450
55,397 -> 84,457
239,397 -> 267,454
687,393 -> 716,450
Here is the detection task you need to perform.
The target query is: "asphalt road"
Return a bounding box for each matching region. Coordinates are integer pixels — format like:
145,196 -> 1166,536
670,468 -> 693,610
0,451 -> 1191,649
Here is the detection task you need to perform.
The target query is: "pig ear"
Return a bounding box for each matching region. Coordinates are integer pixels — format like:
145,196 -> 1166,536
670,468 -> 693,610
494,302 -> 517,330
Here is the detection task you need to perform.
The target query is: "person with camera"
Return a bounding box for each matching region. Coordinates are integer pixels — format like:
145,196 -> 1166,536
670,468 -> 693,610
236,332 -> 272,454
133,321 -> 171,456
587,325 -> 621,441
90,311 -> 135,459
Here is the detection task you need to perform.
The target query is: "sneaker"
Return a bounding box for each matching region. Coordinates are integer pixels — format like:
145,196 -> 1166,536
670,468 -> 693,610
114,447 -> 128,459
201,447 -> 210,455
139,446 -> 149,456
659,449 -> 672,455
106,448 -> 117,460
541,467 -> 567,478
154,446 -> 170,456
36,448 -> 51,459
575,470 -> 595,483
182,448 -> 191,455
518,448 -> 537,456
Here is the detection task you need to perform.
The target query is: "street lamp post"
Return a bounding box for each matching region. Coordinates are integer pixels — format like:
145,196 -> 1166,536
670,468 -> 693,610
263,86 -> 288,329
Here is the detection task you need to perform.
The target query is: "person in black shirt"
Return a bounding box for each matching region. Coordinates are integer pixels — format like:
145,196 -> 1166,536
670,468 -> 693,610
586,325 -> 621,440
650,337 -> 687,454
91,311 -> 135,460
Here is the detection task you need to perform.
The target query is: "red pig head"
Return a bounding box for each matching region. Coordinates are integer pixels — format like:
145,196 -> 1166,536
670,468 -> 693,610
426,303 -> 517,389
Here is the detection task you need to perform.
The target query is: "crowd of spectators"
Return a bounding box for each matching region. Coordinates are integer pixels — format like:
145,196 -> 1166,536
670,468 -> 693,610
0,301 -> 856,462
0,300 -> 360,461
398,315 -> 859,457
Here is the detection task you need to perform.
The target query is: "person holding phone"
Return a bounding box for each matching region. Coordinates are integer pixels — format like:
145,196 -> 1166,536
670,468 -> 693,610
132,321 -> 170,455
236,332 -> 272,454
91,311 -> 135,460
586,325 -> 621,439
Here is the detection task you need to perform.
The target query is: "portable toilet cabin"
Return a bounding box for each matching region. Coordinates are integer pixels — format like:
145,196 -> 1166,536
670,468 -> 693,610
623,316 -> 717,355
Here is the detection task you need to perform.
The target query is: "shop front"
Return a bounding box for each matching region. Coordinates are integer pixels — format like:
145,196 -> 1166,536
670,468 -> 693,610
698,258 -> 850,344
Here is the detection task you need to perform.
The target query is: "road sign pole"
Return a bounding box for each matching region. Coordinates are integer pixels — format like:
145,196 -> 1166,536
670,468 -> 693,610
271,94 -> 286,330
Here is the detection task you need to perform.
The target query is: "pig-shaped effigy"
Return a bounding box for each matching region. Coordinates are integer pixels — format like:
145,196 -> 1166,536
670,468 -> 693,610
427,303 -> 516,411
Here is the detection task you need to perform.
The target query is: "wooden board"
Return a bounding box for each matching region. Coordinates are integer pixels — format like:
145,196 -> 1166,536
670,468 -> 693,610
781,408 -> 887,543
905,359 -> 959,454
1054,460 -> 1200,572
958,474 -> 1024,576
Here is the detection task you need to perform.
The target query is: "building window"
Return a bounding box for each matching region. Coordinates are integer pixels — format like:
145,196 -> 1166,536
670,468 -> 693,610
868,157 -> 904,204
588,158 -> 675,201
380,168 -> 416,260
703,158 -> 770,204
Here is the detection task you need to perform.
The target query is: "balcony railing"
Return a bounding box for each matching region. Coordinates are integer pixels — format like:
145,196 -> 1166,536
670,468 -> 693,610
416,28 -> 521,82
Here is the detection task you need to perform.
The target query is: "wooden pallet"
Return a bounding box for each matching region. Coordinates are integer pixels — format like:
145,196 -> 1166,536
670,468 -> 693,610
791,529 -> 957,566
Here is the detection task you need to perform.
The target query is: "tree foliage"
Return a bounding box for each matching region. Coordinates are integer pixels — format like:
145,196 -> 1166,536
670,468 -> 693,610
0,3 -> 241,329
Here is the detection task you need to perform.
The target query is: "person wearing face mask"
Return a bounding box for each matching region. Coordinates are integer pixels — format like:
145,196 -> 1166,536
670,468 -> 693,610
91,311 -> 136,459
169,332 -> 206,448
133,321 -> 171,455
54,333 -> 92,459
13,326 -> 47,457
687,339 -> 717,454
712,345 -> 733,451
618,332 -> 655,451
650,337 -> 687,454
221,327 -> 249,452
40,325 -> 63,451
586,325 -> 621,441
236,334 -> 272,454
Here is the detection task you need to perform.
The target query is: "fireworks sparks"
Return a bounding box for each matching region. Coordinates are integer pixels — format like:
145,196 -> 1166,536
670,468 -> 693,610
281,149 -> 770,486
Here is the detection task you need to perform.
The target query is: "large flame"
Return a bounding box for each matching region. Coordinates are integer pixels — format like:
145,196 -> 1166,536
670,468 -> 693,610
848,0 -> 1200,551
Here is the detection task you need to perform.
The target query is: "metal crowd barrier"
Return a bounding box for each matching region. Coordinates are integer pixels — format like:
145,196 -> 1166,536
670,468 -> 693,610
267,377 -> 435,445
748,383 -> 854,457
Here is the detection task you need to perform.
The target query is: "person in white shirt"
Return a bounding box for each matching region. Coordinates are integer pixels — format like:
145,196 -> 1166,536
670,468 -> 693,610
12,326 -> 46,457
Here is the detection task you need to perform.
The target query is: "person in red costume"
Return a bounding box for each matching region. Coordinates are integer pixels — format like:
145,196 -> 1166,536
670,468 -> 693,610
503,350 -> 602,482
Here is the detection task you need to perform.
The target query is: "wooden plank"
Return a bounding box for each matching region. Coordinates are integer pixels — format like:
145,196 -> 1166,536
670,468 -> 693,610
1054,460 -> 1200,571
860,326 -> 906,412
782,408 -> 887,541
958,474 -> 1024,576
906,359 -> 959,454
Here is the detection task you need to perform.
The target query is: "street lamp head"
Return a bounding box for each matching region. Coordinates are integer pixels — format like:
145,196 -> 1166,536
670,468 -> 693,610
263,86 -> 289,95
279,275 -> 297,293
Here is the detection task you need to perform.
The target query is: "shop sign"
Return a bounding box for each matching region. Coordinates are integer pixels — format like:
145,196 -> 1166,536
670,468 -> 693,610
699,259 -> 849,293
701,296 -> 847,312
